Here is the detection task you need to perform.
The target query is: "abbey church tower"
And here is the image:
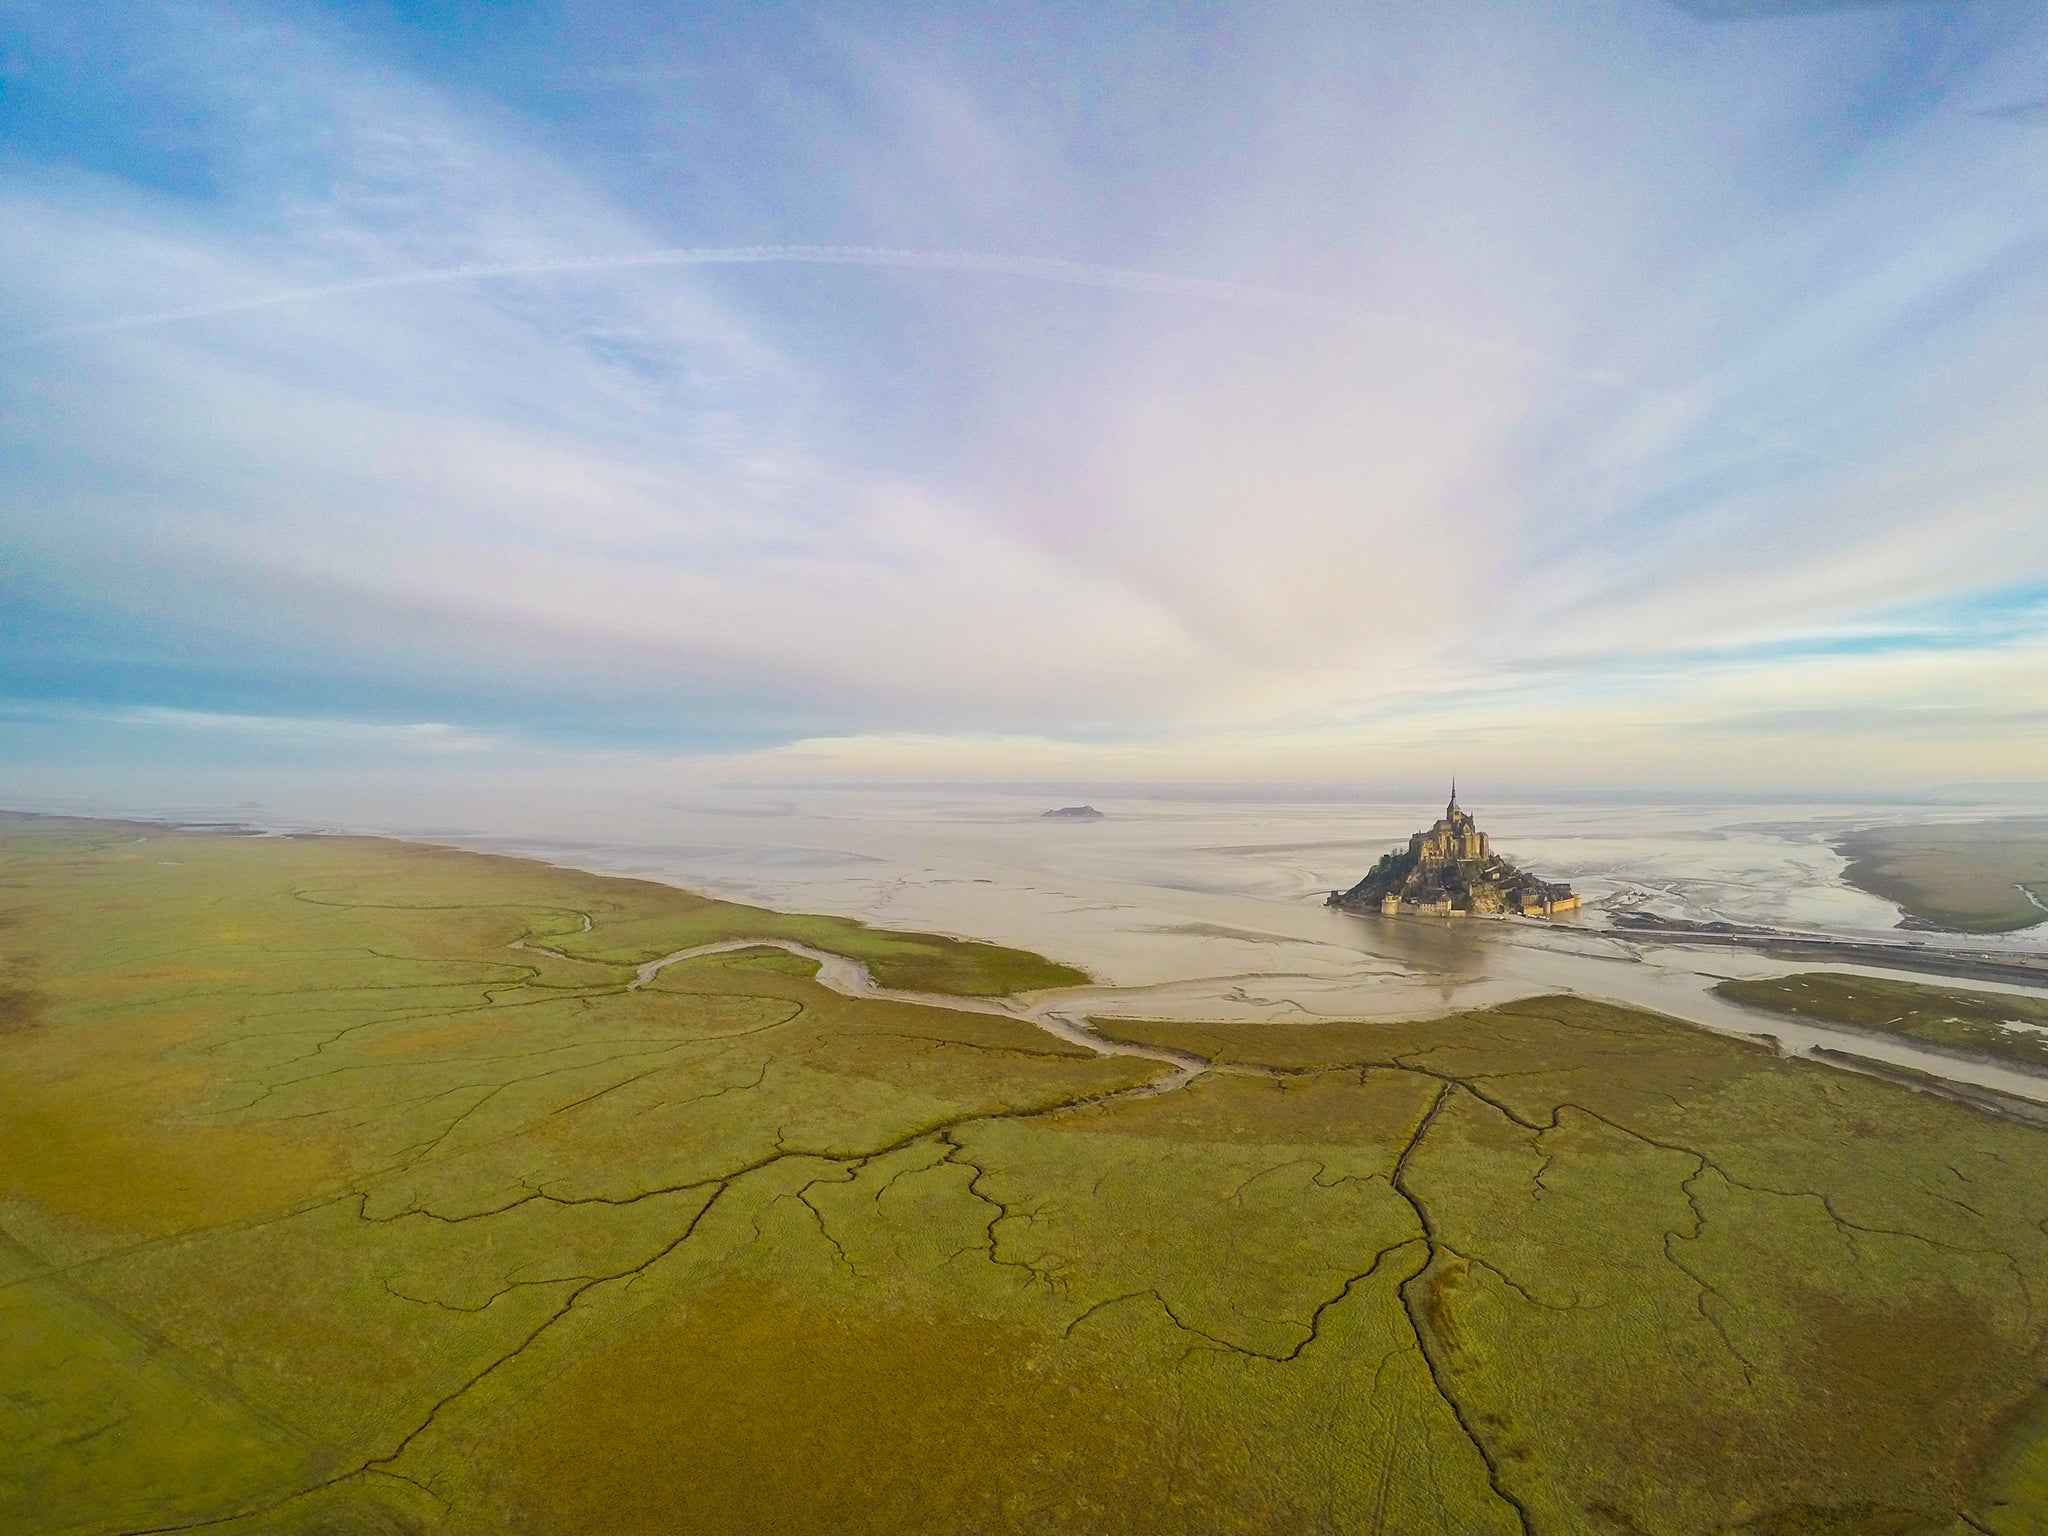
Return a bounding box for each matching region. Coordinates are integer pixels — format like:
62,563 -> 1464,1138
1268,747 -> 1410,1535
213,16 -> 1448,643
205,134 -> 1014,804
1408,783 -> 1492,870
1330,787 -> 1577,919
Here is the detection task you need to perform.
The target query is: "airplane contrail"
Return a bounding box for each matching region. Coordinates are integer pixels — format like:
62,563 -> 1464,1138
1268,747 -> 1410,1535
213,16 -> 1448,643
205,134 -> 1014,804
13,243 -> 1435,345
8,240 -> 1679,404
13,241 -> 1829,464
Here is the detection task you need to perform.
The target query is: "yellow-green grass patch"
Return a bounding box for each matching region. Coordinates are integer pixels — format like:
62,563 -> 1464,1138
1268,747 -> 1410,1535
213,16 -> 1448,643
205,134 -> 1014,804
1718,970 -> 2048,1073
6,819 -> 2048,1534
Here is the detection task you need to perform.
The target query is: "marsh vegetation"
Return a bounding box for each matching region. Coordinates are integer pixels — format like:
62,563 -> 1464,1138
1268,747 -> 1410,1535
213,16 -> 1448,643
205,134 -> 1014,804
1717,970 -> 2048,1074
4,819 -> 2047,1534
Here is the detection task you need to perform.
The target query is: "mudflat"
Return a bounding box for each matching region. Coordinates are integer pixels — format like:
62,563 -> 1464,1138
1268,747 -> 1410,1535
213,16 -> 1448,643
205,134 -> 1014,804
5,817 -> 2048,1534
1837,820 -> 2048,933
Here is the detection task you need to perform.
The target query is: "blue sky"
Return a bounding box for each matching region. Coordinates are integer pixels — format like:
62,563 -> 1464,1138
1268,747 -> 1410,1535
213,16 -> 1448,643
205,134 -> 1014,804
3,0 -> 2045,796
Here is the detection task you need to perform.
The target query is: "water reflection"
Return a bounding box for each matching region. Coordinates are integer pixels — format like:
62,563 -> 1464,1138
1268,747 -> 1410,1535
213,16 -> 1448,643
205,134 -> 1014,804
1324,907 -> 1494,993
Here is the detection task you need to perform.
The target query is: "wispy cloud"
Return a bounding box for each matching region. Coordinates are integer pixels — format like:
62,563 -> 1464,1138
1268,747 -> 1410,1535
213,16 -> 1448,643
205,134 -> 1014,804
1975,99 -> 2048,126
1,701 -> 503,755
2,0 -> 2045,791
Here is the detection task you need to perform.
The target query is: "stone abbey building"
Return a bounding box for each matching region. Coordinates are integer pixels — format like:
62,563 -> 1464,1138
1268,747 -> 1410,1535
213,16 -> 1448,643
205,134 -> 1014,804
1327,788 -> 1580,919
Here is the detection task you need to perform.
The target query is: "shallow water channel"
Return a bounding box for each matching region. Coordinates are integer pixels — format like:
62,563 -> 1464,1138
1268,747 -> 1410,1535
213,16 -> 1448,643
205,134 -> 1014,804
630,937 -> 1215,1096
467,789 -> 2048,1112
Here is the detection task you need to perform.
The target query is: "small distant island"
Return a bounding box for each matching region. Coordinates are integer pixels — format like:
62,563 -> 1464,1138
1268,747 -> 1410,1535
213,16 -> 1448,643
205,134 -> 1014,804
1328,786 -> 1579,918
1041,805 -> 1106,820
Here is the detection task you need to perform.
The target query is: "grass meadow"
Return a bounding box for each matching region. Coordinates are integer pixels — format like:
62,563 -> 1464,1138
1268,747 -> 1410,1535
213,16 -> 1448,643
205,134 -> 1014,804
3,818 -> 2046,1534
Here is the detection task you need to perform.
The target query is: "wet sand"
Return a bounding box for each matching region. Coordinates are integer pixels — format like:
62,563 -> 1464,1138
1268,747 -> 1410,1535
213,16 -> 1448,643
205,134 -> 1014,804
406,788 -> 2048,1106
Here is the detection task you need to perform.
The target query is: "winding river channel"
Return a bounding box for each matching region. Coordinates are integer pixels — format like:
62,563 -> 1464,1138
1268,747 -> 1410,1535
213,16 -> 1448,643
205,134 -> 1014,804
447,790 -> 2048,1118
329,785 -> 2041,1123
626,931 -> 2048,1116
629,937 -> 1218,1095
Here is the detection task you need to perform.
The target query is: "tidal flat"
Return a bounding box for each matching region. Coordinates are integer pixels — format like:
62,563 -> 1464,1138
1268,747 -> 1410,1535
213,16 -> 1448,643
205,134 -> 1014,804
1835,822 -> 2048,935
6,817 -> 2048,1534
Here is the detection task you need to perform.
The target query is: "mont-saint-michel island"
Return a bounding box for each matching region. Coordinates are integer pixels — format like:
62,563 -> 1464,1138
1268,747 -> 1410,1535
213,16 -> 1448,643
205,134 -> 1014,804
1329,787 -> 1581,918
